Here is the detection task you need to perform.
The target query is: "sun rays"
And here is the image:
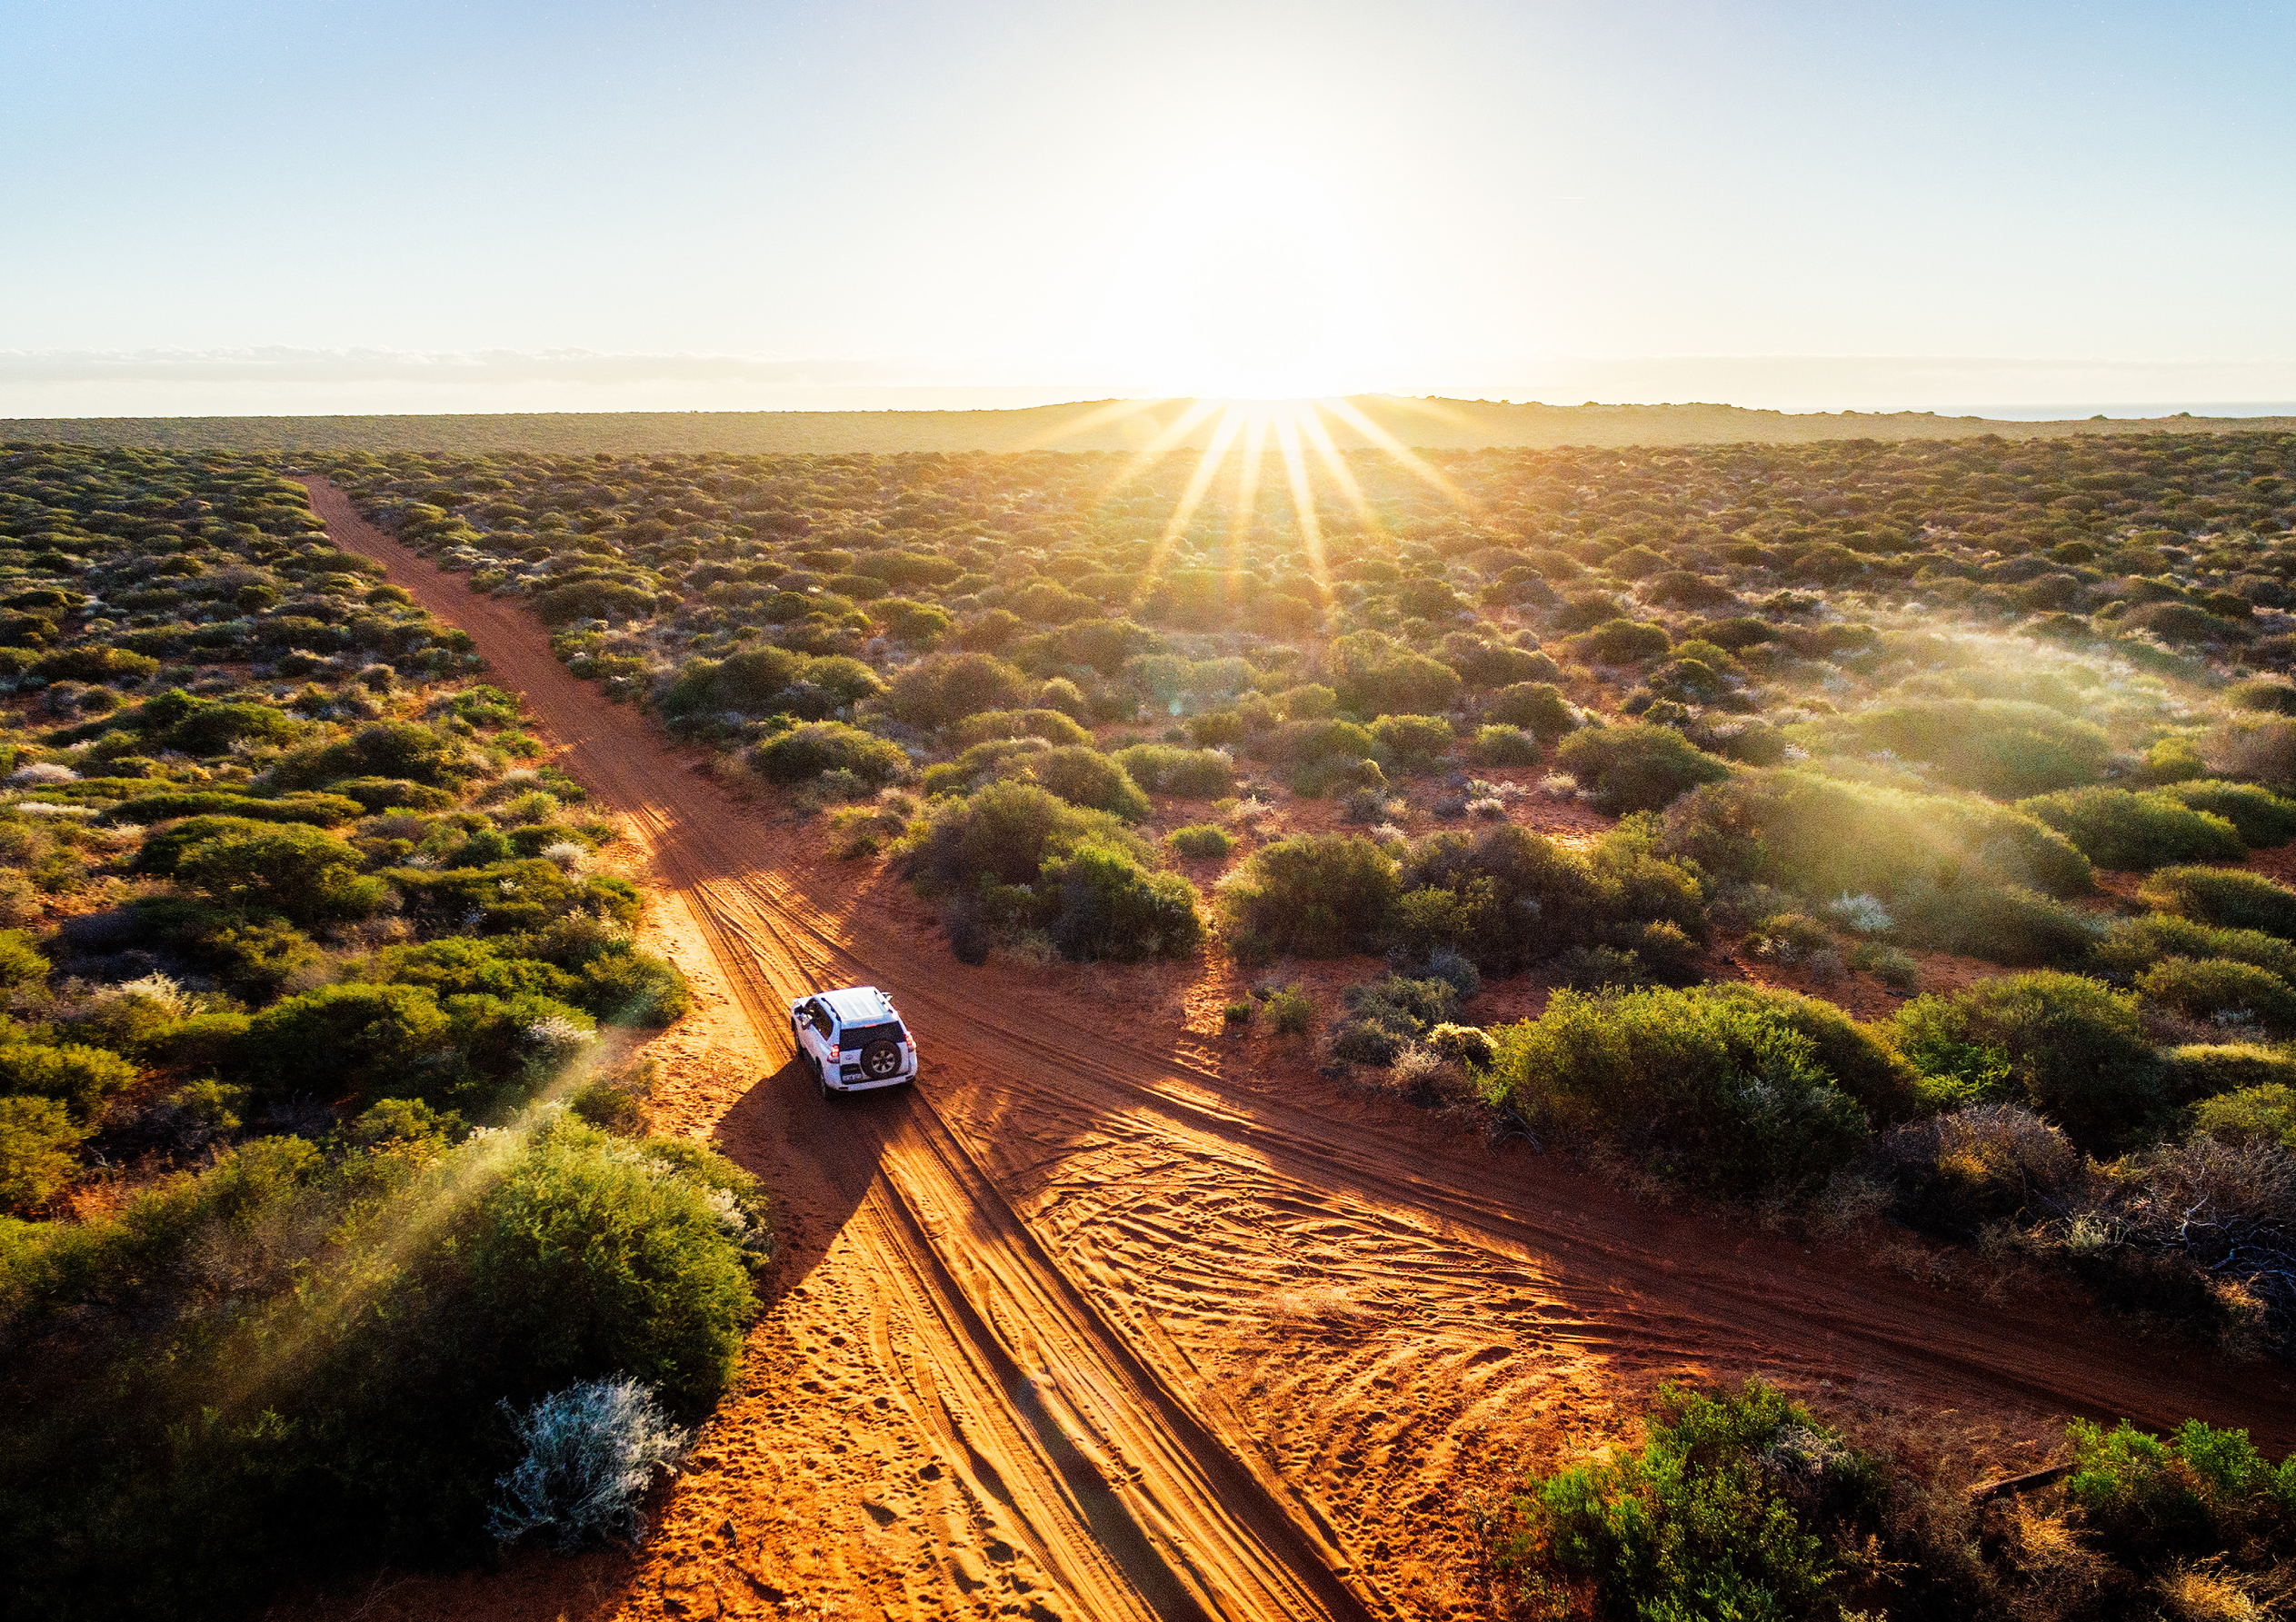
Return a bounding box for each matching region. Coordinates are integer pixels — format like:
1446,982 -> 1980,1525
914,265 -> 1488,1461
1088,397 -> 1472,613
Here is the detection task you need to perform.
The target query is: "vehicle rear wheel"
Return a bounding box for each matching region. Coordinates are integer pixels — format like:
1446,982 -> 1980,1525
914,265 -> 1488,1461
814,1055 -> 834,1102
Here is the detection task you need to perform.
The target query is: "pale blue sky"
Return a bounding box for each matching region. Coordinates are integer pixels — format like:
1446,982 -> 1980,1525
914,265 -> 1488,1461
5,1 -> 2292,412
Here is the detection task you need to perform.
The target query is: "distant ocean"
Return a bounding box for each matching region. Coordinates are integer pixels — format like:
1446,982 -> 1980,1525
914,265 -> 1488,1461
1940,403 -> 2296,422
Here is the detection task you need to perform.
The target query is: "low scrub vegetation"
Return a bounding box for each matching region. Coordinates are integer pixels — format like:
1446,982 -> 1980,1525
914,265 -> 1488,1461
0,446 -> 739,1616
308,430 -> 2296,1373
1483,1380 -> 2296,1622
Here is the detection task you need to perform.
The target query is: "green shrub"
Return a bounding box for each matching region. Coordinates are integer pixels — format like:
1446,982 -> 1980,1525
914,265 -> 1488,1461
1397,820 -> 1707,973
2191,1081 -> 2296,1149
1817,698 -> 2111,797
1571,617 -> 1672,664
235,982 -> 454,1105
1889,875 -> 2099,966
1276,682 -> 1337,720
1368,712 -> 1454,772
1849,941 -> 1921,990
2138,957 -> 2296,1031
1555,722 -> 1731,814
1745,911 -> 1834,964
2016,787 -> 2245,870
2141,865 -> 2296,940
1342,974 -> 1460,1040
1167,823 -> 1234,860
274,719 -> 468,789
657,646 -> 872,721
1485,1380 -> 1875,1622
103,789 -> 365,828
2159,779 -> 2296,847
2063,1418 -> 2296,1564
385,858 -> 630,937
2094,914 -> 2296,981
2226,677 -> 2296,714
1255,717 -> 1380,767
1215,834 -> 1400,957
575,950 -> 693,1027
1703,982 -> 1928,1123
1039,843 -> 1204,961
946,708 -> 1093,749
1326,630 -> 1461,716
1482,681 -> 1576,739
328,777 -> 460,813
0,1095 -> 85,1211
1662,769 -> 2093,902
1486,985 -> 1870,1196
0,1110 -> 759,1616
2169,1039 -> 2296,1097
1471,724 -> 1540,766
0,930 -> 46,990
907,779 -> 1148,891
1002,745 -> 1151,821
0,1040 -> 140,1120
750,721 -> 909,786
885,651 -> 1032,729
1264,987 -> 1314,1034
35,645 -> 159,683
1886,972 -> 2164,1151
902,781 -> 1193,962
1426,1022 -> 1495,1068
1109,742 -> 1235,798
174,824 -> 385,926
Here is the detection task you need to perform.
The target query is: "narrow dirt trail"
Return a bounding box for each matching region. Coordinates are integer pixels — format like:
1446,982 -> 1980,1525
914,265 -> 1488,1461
296,480 -> 2296,1622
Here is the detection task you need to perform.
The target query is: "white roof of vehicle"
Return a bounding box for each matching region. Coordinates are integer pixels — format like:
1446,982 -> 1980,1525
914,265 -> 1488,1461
816,985 -> 898,1024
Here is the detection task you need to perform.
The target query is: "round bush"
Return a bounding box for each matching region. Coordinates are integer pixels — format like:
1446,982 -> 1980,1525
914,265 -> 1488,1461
1472,724 -> 1541,767
1167,823 -> 1235,860
947,708 -> 1093,749
1574,619 -> 1672,666
2140,866 -> 2296,940
1110,742 -> 1235,798
1484,985 -> 1869,1197
1216,834 -> 1401,957
1007,746 -> 1151,821
1369,713 -> 1456,772
1484,682 -> 1576,740
1887,972 -> 2164,1152
886,652 -> 1033,730
2158,779 -> 2296,848
1555,722 -> 1732,814
2191,1082 -> 2296,1149
750,721 -> 909,787
2015,788 -> 2244,871
2137,957 -> 2296,1032
2166,1043 -> 2296,1105
235,982 -> 454,1104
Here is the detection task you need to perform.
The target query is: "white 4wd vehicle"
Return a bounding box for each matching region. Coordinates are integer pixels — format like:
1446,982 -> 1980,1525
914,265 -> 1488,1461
789,985 -> 918,1098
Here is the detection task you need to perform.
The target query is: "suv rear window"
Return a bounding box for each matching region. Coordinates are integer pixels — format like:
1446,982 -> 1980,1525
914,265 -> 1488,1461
840,1020 -> 906,1048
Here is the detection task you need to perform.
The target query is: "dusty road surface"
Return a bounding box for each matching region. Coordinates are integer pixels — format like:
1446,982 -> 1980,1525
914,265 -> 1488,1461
294,478 -> 2296,1622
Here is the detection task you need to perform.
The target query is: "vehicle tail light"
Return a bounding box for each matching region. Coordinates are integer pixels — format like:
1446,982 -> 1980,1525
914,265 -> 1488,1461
826,1047 -> 840,1061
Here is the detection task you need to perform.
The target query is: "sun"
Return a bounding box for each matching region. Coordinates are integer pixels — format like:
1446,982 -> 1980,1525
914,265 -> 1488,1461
1083,133 -> 1400,401
1034,394 -> 1477,619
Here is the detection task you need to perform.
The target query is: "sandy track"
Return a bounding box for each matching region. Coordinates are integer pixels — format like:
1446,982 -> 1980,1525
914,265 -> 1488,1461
296,480 -> 2296,1622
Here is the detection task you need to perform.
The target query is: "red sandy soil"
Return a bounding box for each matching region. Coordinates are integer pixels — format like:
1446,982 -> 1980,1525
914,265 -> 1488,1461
273,478 -> 2296,1622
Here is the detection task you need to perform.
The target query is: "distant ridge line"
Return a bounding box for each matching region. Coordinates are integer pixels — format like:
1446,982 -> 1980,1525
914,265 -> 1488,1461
5,396 -> 2292,456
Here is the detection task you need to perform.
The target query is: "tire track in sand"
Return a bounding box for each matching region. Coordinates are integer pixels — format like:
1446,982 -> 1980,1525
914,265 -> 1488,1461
302,479 -> 1368,1622
299,478 -> 2295,1621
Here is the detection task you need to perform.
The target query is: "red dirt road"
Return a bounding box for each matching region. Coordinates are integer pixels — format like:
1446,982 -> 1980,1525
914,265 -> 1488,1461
294,479 -> 2295,1622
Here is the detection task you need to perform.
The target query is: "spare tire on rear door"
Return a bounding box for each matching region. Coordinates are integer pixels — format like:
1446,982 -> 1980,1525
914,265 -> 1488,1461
860,1038 -> 903,1080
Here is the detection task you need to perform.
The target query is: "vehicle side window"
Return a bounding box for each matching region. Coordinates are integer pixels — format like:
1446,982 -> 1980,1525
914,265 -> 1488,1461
810,1004 -> 833,1037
